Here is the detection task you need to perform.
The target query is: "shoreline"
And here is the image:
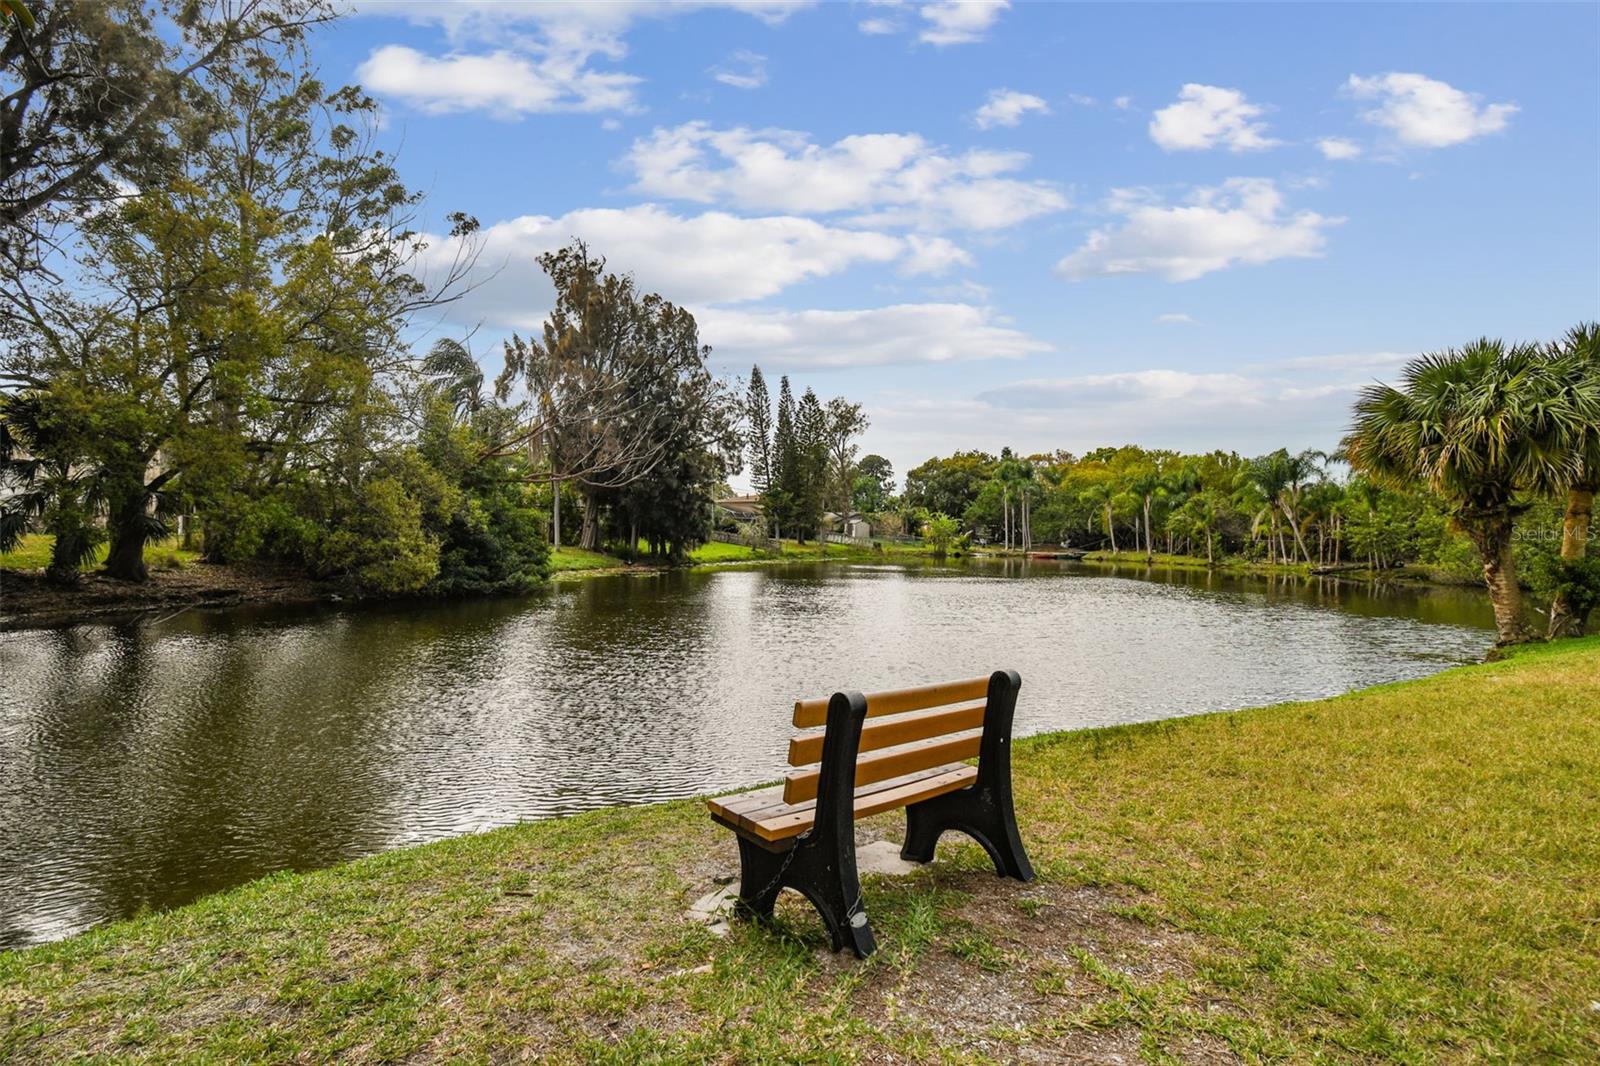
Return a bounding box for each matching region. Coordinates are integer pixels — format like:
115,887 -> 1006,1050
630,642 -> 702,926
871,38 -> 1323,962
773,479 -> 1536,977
0,543 -> 934,631
1,544 -> 1479,632
3,638 -> 1594,1061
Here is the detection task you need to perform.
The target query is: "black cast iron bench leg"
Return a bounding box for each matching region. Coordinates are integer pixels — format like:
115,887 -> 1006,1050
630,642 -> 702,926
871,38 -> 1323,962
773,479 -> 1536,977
733,690 -> 877,958
900,669 -> 1034,882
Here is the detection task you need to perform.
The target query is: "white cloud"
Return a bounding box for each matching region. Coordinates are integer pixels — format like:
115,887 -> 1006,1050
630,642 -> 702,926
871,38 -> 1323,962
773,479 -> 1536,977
1156,313 -> 1195,324
1346,72 -> 1516,148
857,1 -> 1007,44
971,369 -> 1362,450
1056,178 -> 1340,282
624,122 -> 1067,231
710,49 -> 767,90
899,234 -> 974,275
413,205 -> 911,328
861,352 -> 1417,471
919,0 -> 1008,45
979,369 -> 1265,411
1149,84 -> 1278,152
1112,96 -> 1132,110
974,89 -> 1050,129
1316,136 -> 1362,160
696,303 -> 1049,369
1266,351 -> 1415,372
356,45 -> 639,116
353,2 -> 811,115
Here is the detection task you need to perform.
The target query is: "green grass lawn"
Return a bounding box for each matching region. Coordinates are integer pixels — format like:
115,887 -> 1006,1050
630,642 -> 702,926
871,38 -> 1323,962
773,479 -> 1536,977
554,538 -> 939,569
3,639 -> 1595,1062
1080,549 -> 1315,574
547,547 -> 628,573
685,540 -> 762,563
0,533 -> 202,573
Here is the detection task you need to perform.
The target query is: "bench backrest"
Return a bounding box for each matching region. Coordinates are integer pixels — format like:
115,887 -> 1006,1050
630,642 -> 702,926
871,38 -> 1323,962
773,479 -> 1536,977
782,674 -> 994,805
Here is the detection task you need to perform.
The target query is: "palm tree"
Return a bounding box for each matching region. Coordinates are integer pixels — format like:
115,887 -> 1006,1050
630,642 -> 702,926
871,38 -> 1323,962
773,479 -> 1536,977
0,393 -> 108,584
1347,339 -> 1585,645
1079,482 -> 1119,552
1188,488 -> 1227,565
1247,449 -> 1320,563
421,338 -> 488,421
1128,467 -> 1167,561
1543,323 -> 1600,638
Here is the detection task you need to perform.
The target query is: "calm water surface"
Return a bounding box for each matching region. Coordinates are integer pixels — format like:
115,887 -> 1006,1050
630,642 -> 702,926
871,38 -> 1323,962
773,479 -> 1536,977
0,559 -> 1492,948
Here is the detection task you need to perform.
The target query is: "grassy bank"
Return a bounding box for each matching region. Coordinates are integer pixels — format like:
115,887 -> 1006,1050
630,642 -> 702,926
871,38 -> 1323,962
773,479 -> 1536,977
550,537 -> 941,576
0,533 -> 201,573
1,538 -> 938,629
3,640 -> 1596,1062
1076,550 -> 1479,587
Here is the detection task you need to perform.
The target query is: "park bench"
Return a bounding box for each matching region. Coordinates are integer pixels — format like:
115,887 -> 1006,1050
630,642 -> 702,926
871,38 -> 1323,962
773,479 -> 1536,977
706,669 -> 1034,958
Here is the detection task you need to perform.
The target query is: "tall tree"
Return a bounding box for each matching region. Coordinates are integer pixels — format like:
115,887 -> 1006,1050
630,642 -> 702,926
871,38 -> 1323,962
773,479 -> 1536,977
903,450 -> 997,519
1079,481 -> 1119,552
422,338 -> 488,421
745,365 -> 773,495
1348,340 -> 1584,644
2,26 -> 467,581
767,374 -> 798,540
1,0 -> 332,276
793,387 -> 829,541
822,396 -> 869,520
852,454 -> 894,512
493,244 -> 683,551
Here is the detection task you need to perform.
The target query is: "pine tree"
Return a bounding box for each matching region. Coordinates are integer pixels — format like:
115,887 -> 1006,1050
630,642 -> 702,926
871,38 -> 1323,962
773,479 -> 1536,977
795,388 -> 829,540
746,366 -> 773,494
767,375 -> 798,540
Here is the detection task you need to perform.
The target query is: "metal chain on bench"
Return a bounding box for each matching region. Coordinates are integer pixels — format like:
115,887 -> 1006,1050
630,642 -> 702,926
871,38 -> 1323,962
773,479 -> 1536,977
745,830 -> 804,908
747,829 -> 870,937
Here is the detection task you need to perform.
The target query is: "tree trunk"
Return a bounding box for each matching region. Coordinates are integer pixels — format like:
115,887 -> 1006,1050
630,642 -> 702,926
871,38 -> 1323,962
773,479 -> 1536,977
1143,497 -> 1153,561
1281,501 -> 1310,562
104,490 -> 150,583
579,489 -> 602,551
1548,485 -> 1595,639
46,527 -> 90,586
1106,505 -> 1117,552
1465,515 -> 1534,645
551,476 -> 561,547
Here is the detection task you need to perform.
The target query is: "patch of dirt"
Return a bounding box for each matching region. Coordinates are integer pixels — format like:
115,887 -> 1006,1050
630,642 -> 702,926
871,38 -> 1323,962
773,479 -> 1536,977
848,872 -> 1235,1063
1,564 -> 338,630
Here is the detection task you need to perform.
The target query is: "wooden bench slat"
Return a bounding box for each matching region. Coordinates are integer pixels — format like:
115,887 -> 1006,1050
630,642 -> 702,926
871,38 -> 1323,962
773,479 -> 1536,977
708,764 -> 977,843
791,675 -> 989,728
786,700 -> 987,766
781,728 -> 982,805
707,765 -> 959,831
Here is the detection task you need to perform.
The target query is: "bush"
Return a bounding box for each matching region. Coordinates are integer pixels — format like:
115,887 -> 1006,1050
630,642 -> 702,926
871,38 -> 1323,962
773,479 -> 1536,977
315,477 -> 439,595
923,513 -> 959,557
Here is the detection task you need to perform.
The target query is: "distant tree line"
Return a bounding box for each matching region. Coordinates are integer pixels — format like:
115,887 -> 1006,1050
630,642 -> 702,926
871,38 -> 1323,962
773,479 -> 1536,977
890,326 -> 1597,646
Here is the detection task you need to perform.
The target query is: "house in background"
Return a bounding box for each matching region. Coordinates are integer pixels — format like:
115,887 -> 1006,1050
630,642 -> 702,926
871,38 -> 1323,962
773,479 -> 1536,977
714,495 -> 762,526
822,511 -> 873,544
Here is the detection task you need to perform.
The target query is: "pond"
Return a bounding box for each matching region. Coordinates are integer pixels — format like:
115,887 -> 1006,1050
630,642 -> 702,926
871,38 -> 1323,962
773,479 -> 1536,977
0,559 -> 1493,949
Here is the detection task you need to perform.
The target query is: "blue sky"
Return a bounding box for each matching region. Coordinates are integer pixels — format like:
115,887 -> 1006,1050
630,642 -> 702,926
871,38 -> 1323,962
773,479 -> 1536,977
324,1 -> 1599,484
